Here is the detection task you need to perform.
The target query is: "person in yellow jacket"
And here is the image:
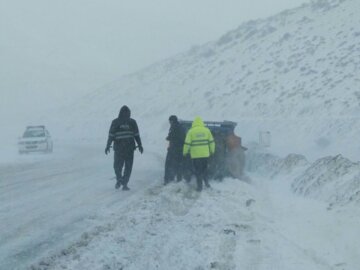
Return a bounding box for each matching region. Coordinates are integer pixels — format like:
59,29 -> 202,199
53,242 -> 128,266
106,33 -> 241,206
183,116 -> 215,191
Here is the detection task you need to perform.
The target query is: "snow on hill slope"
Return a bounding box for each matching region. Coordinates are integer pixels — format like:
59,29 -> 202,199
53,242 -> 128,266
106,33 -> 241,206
246,149 -> 360,207
292,154 -> 360,205
47,0 -> 360,208
61,0 -> 360,161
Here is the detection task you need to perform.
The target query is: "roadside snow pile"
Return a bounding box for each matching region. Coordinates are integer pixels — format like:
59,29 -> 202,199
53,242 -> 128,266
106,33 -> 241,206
247,148 -> 360,207
292,154 -> 360,206
246,149 -> 309,178
29,179 -> 261,270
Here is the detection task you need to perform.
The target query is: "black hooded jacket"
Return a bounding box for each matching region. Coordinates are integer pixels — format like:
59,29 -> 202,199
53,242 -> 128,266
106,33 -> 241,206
166,120 -> 185,154
106,106 -> 142,152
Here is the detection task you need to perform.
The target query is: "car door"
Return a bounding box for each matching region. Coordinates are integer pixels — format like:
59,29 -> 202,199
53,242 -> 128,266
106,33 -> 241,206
45,130 -> 52,149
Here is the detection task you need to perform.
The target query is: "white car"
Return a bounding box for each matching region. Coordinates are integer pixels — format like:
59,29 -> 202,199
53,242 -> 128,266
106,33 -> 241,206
18,126 -> 53,154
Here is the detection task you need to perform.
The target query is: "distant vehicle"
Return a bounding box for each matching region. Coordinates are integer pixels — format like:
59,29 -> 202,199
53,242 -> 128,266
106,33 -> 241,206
18,126 -> 53,154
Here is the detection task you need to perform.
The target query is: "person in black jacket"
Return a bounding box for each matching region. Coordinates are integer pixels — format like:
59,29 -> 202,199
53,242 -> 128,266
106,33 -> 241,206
164,115 -> 185,185
105,105 -> 143,190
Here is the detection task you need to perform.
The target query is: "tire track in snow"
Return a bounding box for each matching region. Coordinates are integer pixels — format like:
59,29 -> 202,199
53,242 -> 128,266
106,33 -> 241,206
27,183 -> 160,270
0,144 -> 162,270
250,174 -> 339,270
26,173 -> 341,270
29,182 -> 223,269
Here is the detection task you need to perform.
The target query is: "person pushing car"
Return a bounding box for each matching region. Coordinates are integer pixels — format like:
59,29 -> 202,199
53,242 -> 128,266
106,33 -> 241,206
183,116 -> 215,191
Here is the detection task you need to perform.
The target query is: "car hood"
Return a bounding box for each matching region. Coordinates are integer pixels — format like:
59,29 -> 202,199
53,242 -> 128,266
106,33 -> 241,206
19,137 -> 46,142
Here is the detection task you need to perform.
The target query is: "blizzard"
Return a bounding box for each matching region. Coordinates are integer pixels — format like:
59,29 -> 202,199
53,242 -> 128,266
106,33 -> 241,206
2,0 -> 360,269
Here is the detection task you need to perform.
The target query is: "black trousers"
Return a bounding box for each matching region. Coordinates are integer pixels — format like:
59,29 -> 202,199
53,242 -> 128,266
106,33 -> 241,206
192,158 -> 209,191
164,150 -> 183,184
114,150 -> 134,186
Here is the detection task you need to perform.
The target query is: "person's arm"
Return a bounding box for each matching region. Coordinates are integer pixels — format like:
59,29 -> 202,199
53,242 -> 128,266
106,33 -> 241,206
166,126 -> 174,141
183,130 -> 192,156
132,120 -> 143,153
208,130 -> 215,155
105,121 -> 115,154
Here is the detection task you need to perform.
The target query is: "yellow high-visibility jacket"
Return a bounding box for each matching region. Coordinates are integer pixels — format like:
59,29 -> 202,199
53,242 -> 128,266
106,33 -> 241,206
183,117 -> 215,159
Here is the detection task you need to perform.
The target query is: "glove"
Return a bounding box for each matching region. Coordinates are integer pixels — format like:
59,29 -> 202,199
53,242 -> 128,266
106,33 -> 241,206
138,145 -> 144,154
105,146 -> 110,155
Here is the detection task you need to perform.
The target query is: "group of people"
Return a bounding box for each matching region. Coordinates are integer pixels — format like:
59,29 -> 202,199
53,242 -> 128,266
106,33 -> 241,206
105,105 -> 216,192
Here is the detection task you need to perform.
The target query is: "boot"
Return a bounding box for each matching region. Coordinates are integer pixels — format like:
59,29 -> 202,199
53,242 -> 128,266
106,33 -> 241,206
196,177 -> 203,192
122,185 -> 130,191
176,174 -> 182,182
205,180 -> 211,188
115,181 -> 121,189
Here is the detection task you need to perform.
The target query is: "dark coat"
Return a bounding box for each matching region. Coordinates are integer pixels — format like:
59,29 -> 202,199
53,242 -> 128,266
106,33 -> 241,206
106,106 -> 142,152
166,121 -> 185,154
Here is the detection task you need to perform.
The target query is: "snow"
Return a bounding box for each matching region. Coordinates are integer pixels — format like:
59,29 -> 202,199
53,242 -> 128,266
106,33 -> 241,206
292,154 -> 360,205
2,142 -> 360,269
3,147 -> 359,269
2,0 -> 360,269
0,143 -> 162,269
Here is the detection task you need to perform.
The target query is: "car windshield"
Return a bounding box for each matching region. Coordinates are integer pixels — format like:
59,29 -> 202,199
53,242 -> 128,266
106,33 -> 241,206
23,129 -> 45,138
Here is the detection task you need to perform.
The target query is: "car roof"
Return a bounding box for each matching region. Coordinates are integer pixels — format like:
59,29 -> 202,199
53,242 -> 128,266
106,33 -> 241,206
26,125 -> 45,129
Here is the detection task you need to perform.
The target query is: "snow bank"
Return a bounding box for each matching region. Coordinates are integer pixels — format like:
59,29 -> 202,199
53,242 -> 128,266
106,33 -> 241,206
292,154 -> 360,206
246,148 -> 309,178
248,146 -> 360,207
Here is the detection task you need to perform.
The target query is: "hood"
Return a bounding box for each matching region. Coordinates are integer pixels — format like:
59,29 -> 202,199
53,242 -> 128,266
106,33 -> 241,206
169,115 -> 179,127
118,105 -> 131,119
192,116 -> 205,128
19,137 -> 46,142
169,115 -> 178,121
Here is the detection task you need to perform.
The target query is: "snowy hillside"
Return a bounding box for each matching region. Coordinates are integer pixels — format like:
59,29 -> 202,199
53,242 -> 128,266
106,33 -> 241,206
3,1 -> 360,269
51,0 -> 360,210
62,0 -> 360,161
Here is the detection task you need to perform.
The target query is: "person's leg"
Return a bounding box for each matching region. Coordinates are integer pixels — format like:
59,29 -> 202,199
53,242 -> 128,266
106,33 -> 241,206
122,151 -> 134,190
183,156 -> 192,183
164,151 -> 175,184
175,152 -> 183,182
193,159 -> 203,191
198,158 -> 210,187
169,151 -> 178,182
201,158 -> 210,188
114,151 -> 125,189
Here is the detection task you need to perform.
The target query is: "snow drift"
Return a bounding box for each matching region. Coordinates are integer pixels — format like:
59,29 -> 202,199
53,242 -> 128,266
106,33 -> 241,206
292,154 -> 360,206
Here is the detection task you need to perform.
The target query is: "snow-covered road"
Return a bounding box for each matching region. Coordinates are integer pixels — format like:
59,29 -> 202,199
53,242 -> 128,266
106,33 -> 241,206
1,144 -> 359,270
0,143 -> 161,270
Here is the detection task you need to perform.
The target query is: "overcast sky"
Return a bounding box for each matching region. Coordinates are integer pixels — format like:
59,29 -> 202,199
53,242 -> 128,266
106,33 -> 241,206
0,0 -> 308,116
